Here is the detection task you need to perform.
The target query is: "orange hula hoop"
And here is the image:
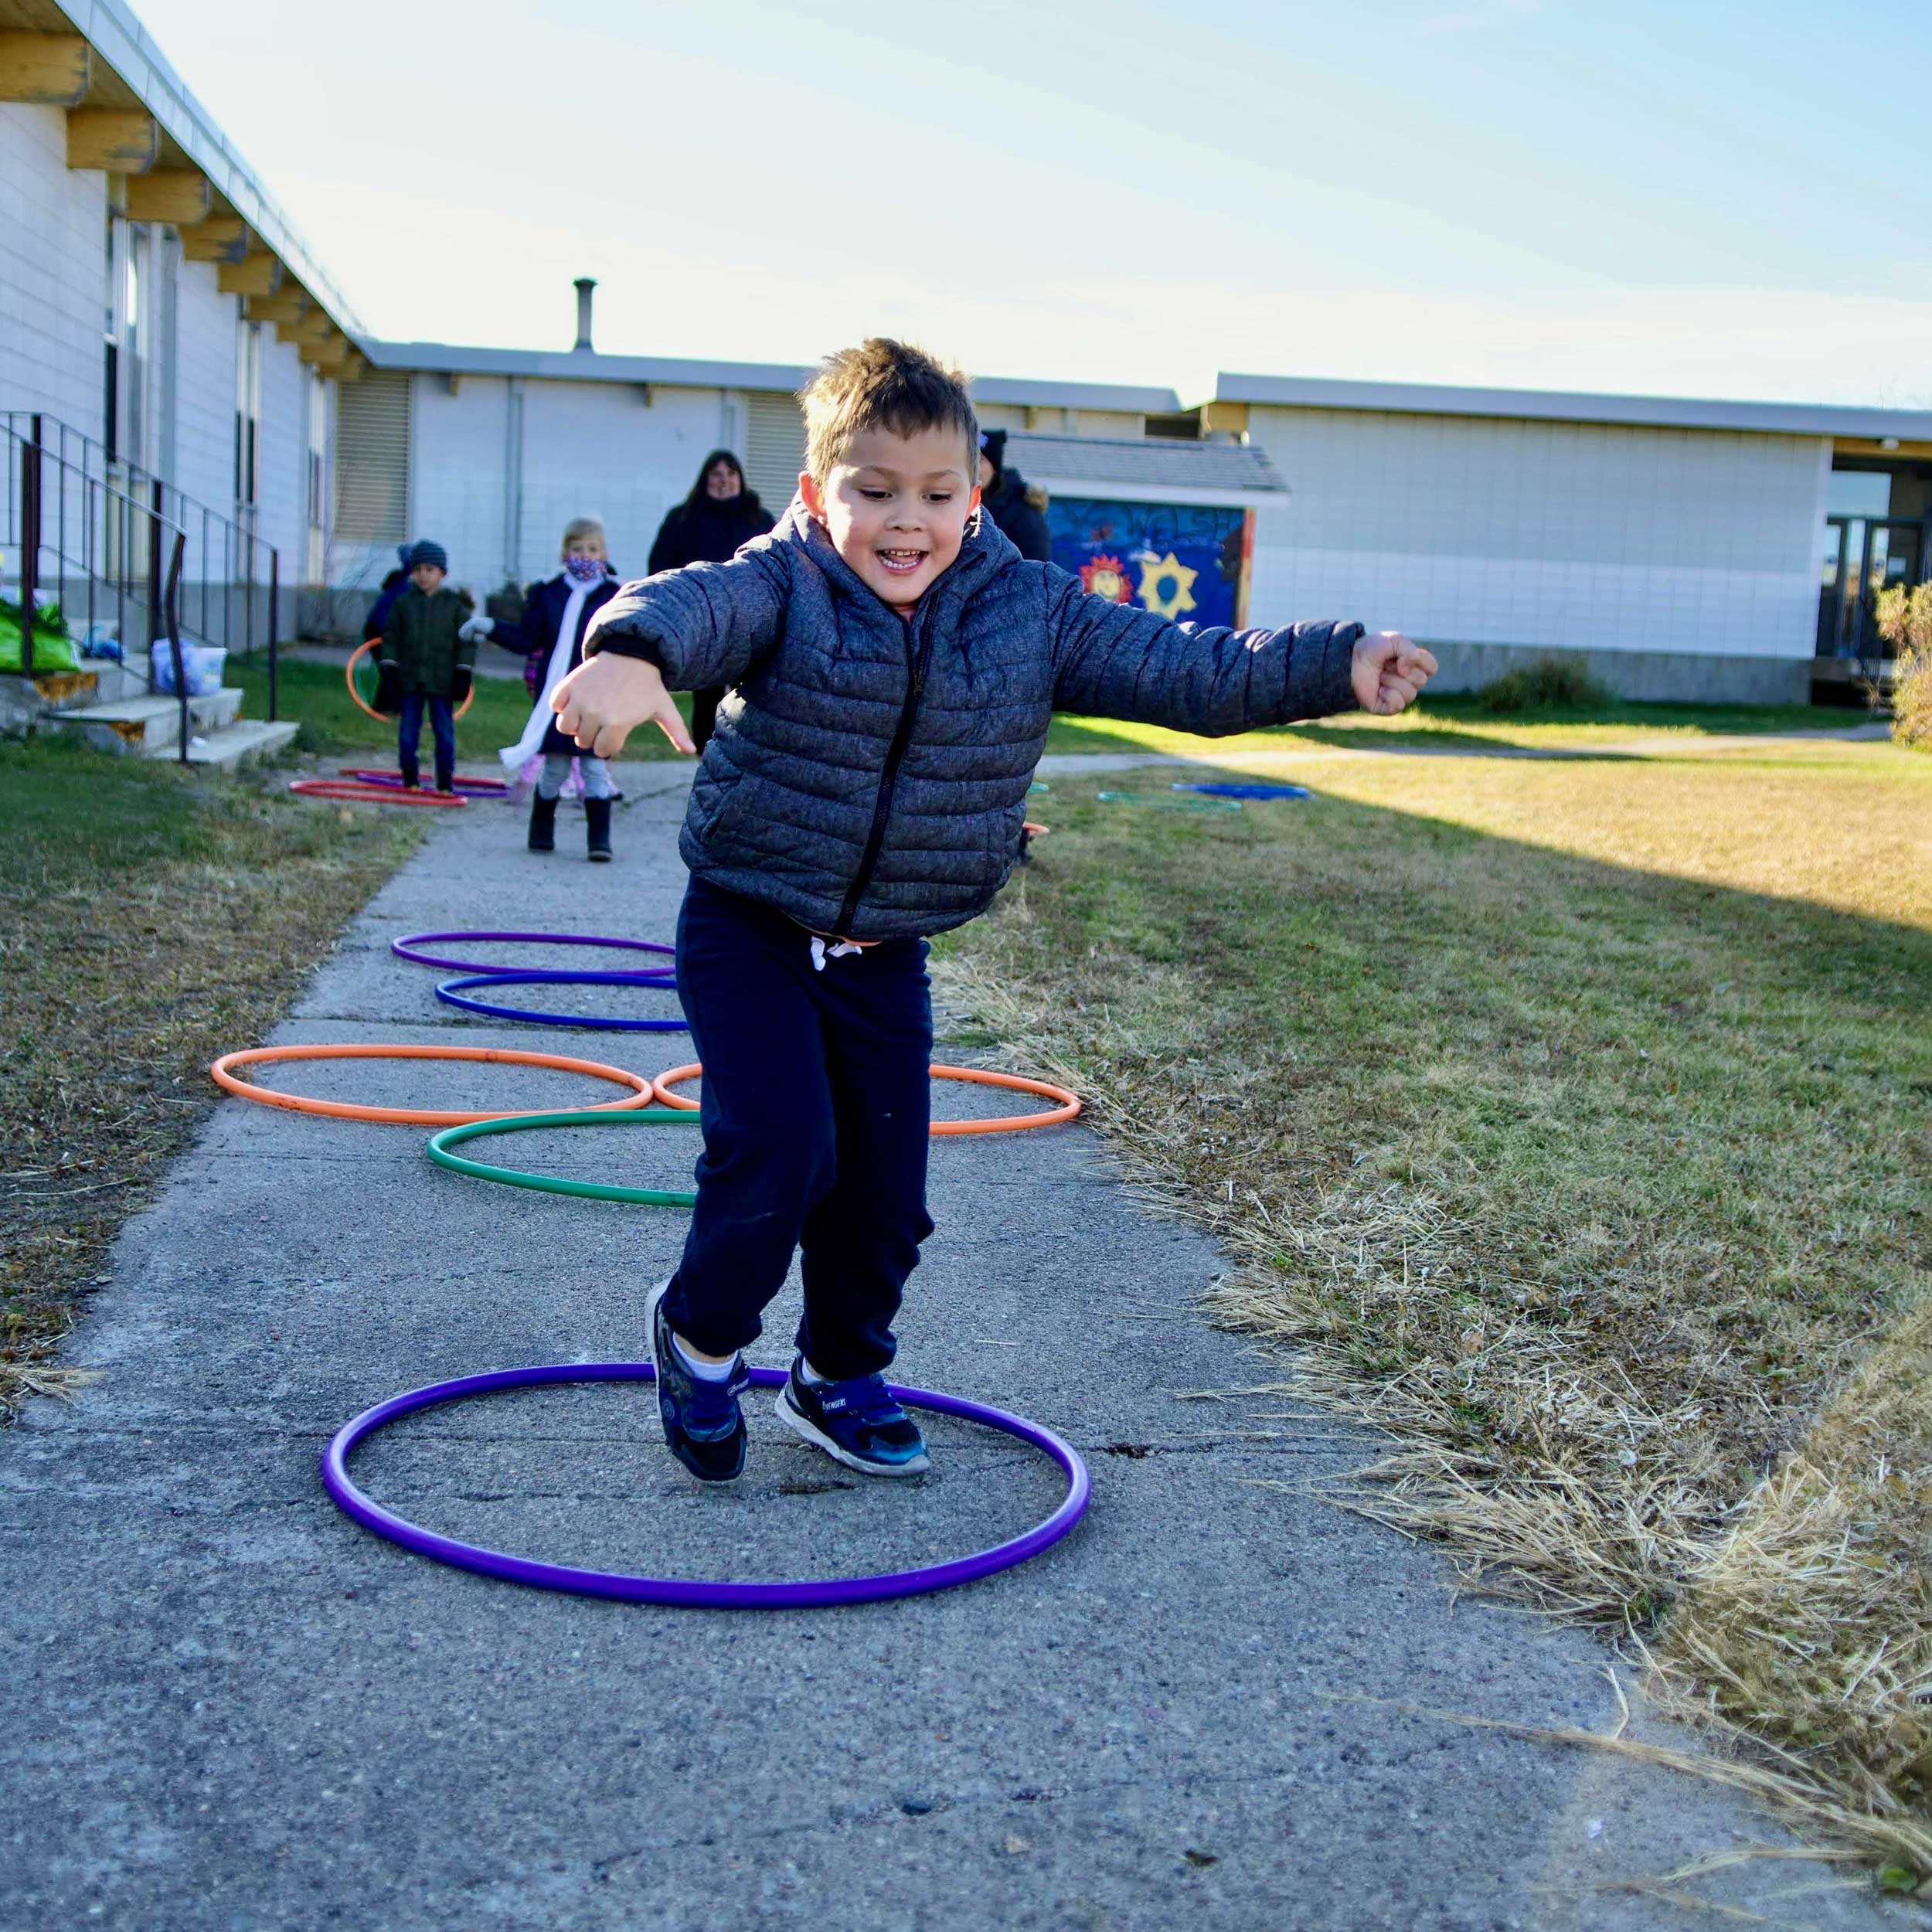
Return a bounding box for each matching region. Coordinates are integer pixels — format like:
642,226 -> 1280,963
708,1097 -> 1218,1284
346,640 -> 476,723
288,779 -> 467,807
209,1043 -> 653,1127
650,1062 -> 1081,1137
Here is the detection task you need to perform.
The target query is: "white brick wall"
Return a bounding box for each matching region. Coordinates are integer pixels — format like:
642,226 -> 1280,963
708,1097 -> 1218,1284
408,372 -> 514,594
1244,405 -> 1827,660
403,376 -> 736,597
519,380 -> 733,585
0,104 -> 108,436
171,253 -> 235,519
255,326 -> 306,568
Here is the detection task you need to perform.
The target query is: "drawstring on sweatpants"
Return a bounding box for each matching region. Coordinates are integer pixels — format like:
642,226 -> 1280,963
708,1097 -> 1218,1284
809,935 -> 866,973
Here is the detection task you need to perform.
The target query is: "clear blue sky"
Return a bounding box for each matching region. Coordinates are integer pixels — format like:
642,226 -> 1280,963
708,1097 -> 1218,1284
138,0 -> 1931,406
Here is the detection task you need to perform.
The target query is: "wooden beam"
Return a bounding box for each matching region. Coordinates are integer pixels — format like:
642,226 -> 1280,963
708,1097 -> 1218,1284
332,355 -> 366,385
218,252 -> 283,298
123,170 -> 212,226
245,291 -> 308,325
269,304 -> 332,347
66,107 -> 158,174
301,334 -> 352,369
181,217 -> 249,264
0,32 -> 90,104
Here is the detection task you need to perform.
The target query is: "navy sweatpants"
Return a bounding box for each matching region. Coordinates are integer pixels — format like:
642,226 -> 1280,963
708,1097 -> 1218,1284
663,876 -> 935,1379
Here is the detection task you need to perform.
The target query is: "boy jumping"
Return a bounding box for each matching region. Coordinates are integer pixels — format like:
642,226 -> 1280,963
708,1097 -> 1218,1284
555,339 -> 1435,1485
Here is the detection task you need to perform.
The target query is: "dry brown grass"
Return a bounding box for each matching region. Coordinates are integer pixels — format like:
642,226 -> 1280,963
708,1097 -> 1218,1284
938,734 -> 1932,1888
1,737 -> 420,1409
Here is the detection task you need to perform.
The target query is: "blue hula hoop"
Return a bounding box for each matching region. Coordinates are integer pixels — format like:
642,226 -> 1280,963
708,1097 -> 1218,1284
435,969 -> 689,1032
1172,781 -> 1311,801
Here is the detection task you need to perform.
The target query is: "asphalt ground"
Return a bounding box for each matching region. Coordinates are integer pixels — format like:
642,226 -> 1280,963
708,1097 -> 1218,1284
0,760 -> 1896,1930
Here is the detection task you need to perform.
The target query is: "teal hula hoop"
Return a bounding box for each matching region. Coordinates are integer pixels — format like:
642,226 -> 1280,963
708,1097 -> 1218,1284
428,1107 -> 700,1207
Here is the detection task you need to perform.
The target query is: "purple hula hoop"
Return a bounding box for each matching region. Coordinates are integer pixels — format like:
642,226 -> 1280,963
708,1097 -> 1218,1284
434,971 -> 688,1032
321,1362 -> 1090,1609
391,930 -> 675,978
344,770 -> 508,798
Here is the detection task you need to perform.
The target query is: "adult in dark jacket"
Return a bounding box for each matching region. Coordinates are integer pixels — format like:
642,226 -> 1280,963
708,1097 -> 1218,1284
976,429 -> 1051,563
465,515 -> 623,859
647,451 -> 774,751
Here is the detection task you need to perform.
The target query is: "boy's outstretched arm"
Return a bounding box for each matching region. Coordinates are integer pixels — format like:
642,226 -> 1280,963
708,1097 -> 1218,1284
1047,573 -> 1435,730
552,548 -> 789,759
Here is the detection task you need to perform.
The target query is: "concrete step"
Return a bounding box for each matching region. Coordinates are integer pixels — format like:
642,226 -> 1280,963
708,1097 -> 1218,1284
50,686 -> 243,755
70,657 -> 151,706
182,718 -> 299,770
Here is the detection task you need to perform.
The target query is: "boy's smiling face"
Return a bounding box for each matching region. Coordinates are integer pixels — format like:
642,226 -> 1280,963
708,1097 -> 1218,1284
800,425 -> 980,608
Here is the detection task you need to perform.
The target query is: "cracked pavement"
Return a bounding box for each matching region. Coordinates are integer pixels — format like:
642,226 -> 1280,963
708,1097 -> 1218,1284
0,760 -> 1896,1930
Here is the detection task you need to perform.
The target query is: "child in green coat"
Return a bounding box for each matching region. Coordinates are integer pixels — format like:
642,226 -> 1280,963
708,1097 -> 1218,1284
376,540 -> 477,793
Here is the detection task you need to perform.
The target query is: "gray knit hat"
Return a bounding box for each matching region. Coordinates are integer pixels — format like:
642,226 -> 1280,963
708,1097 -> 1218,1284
406,539 -> 448,573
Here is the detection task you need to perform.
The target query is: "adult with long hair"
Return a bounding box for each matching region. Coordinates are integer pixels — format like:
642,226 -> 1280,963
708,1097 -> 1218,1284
648,450 -> 773,750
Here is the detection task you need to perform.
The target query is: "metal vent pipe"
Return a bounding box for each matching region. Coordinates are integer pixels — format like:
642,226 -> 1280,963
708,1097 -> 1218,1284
573,277 -> 597,352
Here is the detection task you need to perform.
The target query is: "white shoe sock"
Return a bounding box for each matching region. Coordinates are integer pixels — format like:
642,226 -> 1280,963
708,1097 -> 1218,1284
672,1333 -> 737,1382
800,1357 -> 830,1386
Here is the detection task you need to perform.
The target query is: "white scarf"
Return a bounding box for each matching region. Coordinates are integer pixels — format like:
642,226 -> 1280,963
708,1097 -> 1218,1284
500,575 -> 594,774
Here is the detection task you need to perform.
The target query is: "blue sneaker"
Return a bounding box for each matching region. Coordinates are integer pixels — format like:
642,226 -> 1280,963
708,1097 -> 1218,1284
774,1358 -> 930,1478
646,1281 -> 749,1484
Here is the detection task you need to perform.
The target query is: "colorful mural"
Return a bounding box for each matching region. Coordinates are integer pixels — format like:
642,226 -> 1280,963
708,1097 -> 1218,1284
1048,498 -> 1250,628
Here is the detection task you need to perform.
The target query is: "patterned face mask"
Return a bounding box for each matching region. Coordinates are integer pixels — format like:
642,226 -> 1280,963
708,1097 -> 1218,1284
564,554 -> 604,583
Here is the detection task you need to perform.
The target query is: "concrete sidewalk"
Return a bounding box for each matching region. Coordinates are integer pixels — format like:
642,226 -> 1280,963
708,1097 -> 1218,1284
1,767 -> 1893,1930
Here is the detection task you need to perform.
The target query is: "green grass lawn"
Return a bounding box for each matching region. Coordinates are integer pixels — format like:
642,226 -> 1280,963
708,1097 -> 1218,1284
229,652 -> 696,762
0,733 -> 421,1409
940,729 -> 1932,1879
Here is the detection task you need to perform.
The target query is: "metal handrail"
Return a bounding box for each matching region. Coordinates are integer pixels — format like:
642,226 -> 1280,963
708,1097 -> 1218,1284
2,410 -> 282,714
7,418 -> 192,760
162,527 -> 189,764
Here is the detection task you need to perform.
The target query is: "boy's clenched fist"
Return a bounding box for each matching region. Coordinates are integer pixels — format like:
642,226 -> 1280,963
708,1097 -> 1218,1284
1351,631 -> 1437,716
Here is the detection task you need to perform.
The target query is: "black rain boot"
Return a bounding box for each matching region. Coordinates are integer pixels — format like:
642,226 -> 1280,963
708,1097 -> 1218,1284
527,793 -> 558,853
433,757 -> 454,796
585,796 -> 613,863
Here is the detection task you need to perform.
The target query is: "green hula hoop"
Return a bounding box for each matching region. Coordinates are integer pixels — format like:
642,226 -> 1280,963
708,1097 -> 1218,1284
427,1107 -> 700,1206
1094,790 -> 1242,812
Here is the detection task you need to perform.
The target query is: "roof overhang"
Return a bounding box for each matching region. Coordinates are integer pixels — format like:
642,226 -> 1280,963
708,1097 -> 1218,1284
1005,433 -> 1288,509
1215,372 -> 1932,442
360,339 -> 1182,415
9,1 -> 365,372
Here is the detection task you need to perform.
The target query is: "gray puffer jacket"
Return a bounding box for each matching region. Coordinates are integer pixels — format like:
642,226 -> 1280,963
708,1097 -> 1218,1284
587,505 -> 1362,940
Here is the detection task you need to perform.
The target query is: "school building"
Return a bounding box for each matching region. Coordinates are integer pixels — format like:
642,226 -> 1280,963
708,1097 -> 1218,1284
7,0 -> 1931,738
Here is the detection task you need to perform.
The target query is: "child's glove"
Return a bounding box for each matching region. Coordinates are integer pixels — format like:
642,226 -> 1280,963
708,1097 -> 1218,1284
457,616 -> 492,645
448,667 -> 473,703
372,662 -> 403,715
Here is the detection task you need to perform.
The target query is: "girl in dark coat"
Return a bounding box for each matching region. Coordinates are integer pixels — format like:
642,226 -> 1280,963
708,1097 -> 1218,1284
647,450 -> 774,750
465,516 -> 623,859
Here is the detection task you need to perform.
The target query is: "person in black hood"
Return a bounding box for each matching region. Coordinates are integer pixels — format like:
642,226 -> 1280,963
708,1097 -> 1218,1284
976,429 -> 1051,563
648,450 -> 774,750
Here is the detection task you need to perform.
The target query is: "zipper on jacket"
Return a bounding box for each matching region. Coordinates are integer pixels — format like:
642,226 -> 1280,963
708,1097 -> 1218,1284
834,606 -> 934,937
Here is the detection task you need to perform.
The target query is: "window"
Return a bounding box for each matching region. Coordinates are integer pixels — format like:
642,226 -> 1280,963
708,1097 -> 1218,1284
1828,468 -> 1891,518
304,371 -> 330,583
234,316 -> 262,518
